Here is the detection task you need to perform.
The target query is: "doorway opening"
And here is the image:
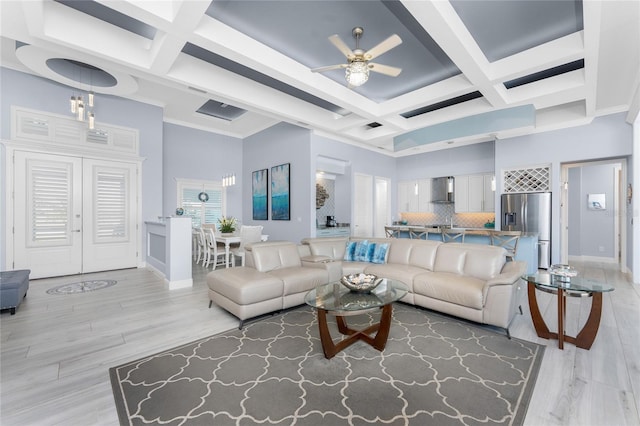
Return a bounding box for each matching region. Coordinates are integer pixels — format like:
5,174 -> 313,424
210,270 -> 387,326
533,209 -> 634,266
560,158 -> 626,271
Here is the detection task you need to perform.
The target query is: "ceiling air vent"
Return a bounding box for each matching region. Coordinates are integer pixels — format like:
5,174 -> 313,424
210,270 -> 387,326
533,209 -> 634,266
87,129 -> 109,145
367,122 -> 382,129
197,100 -> 247,121
401,91 -> 483,119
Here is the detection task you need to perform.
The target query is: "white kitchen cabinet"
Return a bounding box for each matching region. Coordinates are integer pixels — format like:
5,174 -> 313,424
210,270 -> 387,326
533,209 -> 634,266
455,174 -> 495,213
454,175 -> 469,212
398,179 -> 432,213
317,227 -> 350,237
417,179 -> 433,212
398,181 -> 419,212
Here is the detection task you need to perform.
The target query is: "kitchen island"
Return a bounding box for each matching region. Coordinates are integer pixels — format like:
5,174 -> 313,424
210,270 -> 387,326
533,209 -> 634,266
385,225 -> 539,274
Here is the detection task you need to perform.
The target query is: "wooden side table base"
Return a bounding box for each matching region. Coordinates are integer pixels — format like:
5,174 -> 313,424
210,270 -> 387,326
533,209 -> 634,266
527,282 -> 604,350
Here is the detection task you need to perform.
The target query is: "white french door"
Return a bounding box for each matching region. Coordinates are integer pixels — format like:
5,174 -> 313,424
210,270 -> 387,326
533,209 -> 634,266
82,159 -> 138,273
13,151 -> 138,278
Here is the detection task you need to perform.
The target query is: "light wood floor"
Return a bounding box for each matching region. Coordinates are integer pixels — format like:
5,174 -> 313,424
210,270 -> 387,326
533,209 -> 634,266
1,261 -> 638,425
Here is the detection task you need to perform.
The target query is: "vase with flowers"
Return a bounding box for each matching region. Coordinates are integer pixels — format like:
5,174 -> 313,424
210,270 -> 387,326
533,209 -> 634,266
218,216 -> 237,235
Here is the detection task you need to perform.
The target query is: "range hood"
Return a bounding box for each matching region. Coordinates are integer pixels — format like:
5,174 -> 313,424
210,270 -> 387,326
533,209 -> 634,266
431,176 -> 455,204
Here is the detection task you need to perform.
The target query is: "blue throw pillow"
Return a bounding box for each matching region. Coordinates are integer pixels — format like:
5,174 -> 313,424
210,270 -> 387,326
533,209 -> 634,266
354,240 -> 369,261
365,242 -> 376,262
371,243 -> 389,264
343,241 -> 357,261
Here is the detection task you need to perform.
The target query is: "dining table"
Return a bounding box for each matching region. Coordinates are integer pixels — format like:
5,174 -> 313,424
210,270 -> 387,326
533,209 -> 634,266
216,233 -> 269,268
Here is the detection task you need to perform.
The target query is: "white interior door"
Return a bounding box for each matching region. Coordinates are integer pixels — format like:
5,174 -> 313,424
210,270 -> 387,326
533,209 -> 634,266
82,159 -> 138,273
353,173 -> 373,237
13,151 -> 83,278
13,151 -> 138,278
374,177 -> 390,238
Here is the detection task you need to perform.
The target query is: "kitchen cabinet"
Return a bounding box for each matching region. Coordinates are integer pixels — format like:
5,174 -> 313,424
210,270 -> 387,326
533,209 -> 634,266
455,174 -> 495,213
398,181 -> 418,212
398,179 -> 432,213
316,227 -> 350,237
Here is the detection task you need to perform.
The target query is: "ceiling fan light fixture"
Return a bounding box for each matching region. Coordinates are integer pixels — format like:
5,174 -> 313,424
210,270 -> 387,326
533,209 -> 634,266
345,61 -> 369,87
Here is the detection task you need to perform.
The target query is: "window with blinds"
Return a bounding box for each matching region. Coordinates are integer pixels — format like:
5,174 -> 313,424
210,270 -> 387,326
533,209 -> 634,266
177,180 -> 225,228
30,163 -> 72,243
95,170 -> 128,240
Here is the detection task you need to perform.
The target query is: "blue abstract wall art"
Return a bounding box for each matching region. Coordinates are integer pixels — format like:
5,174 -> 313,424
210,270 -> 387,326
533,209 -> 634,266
252,169 -> 268,220
271,163 -> 290,220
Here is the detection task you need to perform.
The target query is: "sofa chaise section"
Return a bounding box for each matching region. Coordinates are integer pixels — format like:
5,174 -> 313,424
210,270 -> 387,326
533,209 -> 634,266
208,241 -> 328,328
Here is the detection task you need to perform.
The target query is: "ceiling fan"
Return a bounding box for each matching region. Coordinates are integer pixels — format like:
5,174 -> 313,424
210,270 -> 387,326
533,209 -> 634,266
311,27 -> 402,88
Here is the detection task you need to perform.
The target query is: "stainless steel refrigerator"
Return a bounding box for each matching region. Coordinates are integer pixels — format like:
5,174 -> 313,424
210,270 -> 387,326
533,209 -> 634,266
501,192 -> 552,269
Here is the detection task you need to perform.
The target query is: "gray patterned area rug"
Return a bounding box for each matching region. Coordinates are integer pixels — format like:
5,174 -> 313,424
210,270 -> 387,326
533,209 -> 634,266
110,304 -> 544,426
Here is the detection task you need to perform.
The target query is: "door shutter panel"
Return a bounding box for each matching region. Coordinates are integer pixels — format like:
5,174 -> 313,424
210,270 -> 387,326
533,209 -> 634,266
95,169 -> 128,241
28,161 -> 73,246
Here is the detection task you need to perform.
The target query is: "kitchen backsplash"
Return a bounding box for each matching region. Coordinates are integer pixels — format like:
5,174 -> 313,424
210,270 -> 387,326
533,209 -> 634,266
400,204 -> 495,229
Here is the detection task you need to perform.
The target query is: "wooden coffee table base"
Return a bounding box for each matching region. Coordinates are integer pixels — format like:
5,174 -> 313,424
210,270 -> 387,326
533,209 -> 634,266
316,304 -> 393,359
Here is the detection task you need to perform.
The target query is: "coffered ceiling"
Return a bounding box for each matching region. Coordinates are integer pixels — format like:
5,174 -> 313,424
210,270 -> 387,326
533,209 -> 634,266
1,0 -> 638,156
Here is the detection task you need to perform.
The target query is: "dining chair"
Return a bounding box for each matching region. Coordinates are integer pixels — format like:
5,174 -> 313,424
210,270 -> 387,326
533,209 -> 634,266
192,229 -> 200,261
195,227 -> 209,266
441,228 -> 465,243
204,228 -> 226,269
231,225 -> 264,267
384,226 -> 400,238
490,230 -> 521,261
409,227 -> 427,240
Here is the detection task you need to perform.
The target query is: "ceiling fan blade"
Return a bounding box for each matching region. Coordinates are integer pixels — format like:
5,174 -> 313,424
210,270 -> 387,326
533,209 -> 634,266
364,34 -> 402,60
311,64 -> 347,73
328,34 -> 355,59
369,63 -> 402,77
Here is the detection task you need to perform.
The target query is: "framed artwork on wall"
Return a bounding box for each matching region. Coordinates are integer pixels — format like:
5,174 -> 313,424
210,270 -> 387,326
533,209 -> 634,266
252,169 -> 268,220
271,163 -> 290,220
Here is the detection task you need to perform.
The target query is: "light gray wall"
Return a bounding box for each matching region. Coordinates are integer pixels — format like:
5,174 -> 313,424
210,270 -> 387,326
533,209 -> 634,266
0,67 -> 163,268
311,134 -> 397,228
580,163 -> 617,258
396,141 -> 495,180
496,112 -> 633,267
163,123 -> 243,220
243,122 -> 312,243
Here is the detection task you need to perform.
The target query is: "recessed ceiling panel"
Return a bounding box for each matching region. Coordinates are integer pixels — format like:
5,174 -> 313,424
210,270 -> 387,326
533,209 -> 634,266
207,1 -> 460,102
46,58 -> 117,87
182,42 -> 350,115
450,0 -> 583,62
55,0 -> 157,40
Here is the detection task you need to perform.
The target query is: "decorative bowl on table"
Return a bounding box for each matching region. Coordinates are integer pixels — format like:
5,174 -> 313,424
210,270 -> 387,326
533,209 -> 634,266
340,273 -> 383,293
549,264 -> 578,282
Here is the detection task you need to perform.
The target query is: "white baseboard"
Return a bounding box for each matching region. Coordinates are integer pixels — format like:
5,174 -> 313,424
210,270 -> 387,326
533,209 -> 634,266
568,255 -> 618,264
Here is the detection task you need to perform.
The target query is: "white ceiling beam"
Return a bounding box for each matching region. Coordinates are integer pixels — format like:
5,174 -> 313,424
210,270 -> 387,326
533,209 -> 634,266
582,0 -> 602,117
401,0 -> 507,108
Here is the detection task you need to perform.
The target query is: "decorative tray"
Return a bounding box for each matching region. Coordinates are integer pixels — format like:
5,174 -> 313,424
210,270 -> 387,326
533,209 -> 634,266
549,264 -> 578,279
340,273 -> 383,293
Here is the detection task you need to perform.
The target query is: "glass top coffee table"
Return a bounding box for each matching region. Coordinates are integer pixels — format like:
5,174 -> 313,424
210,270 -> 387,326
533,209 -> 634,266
523,272 -> 614,350
304,279 -> 408,359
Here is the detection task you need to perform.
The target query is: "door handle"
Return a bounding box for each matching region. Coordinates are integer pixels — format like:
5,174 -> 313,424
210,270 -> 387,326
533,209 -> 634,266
72,229 -> 81,233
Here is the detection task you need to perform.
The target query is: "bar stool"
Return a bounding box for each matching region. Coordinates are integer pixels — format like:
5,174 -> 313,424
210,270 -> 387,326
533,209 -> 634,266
490,230 -> 521,261
441,228 -> 465,243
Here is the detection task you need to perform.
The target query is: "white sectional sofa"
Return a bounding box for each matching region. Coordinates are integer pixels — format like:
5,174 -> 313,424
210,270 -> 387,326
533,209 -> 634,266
207,237 -> 526,334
